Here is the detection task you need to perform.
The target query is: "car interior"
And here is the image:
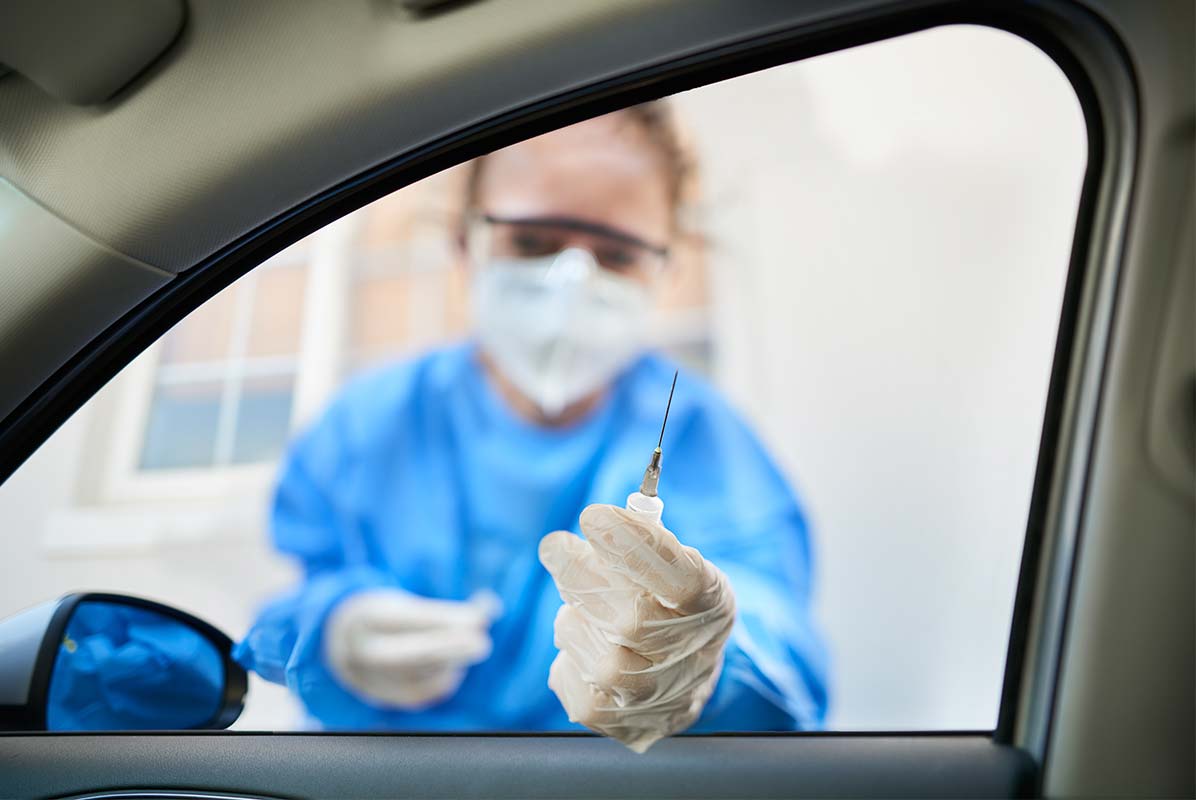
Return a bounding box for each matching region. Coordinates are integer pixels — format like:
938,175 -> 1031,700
0,0 -> 1191,798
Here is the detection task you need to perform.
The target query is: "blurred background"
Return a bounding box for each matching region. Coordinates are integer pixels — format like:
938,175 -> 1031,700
0,25 -> 1085,730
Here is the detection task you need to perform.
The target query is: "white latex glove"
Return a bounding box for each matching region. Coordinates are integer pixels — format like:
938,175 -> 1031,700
539,503 -> 736,753
324,588 -> 499,709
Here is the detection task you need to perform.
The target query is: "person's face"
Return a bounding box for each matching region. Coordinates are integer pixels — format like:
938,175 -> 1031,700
470,113 -> 673,286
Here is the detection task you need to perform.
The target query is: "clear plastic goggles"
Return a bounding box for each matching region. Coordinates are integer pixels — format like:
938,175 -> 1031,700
467,213 -> 669,281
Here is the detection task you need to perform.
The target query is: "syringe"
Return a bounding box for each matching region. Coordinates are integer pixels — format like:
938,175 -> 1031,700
625,370 -> 678,525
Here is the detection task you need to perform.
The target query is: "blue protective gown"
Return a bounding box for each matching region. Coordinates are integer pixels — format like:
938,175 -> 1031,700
234,343 -> 828,731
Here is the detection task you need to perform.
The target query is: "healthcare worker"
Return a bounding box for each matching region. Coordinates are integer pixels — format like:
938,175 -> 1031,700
234,101 -> 828,751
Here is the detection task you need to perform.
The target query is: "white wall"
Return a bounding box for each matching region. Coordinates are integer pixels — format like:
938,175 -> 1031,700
672,25 -> 1085,728
0,25 -> 1084,731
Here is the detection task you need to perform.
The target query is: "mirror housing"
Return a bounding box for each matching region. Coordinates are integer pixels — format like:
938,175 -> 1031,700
0,592 -> 246,731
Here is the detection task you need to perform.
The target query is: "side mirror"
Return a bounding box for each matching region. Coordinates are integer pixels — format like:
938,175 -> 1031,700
0,592 -> 246,731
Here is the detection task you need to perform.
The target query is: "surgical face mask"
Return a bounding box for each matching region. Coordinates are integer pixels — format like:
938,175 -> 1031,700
471,248 -> 651,418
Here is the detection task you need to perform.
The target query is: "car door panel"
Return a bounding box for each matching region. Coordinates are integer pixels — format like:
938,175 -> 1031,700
1,734 -> 1033,799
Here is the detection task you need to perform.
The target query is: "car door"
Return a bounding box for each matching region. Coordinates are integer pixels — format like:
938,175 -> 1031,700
0,0 -> 1191,798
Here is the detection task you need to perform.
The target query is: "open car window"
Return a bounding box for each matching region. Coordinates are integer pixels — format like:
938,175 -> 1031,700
0,24 -> 1085,737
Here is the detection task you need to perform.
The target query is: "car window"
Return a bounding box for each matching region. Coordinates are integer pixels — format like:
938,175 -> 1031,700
0,24 -> 1085,735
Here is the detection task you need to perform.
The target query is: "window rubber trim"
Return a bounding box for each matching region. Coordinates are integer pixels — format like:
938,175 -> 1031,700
0,0 -> 1138,780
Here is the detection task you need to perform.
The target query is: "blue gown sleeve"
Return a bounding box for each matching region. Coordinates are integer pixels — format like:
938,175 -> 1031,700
661,381 -> 830,732
232,400 -> 400,723
692,507 -> 830,731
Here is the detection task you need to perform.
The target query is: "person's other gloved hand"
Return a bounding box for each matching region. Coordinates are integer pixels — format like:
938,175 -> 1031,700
324,589 -> 499,709
539,504 -> 736,753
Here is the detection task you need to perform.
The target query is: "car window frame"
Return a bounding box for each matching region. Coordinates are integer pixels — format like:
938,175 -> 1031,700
0,1 -> 1138,783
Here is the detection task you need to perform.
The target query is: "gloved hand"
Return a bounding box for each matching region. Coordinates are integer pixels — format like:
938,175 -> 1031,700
539,504 -> 736,753
324,588 -> 499,709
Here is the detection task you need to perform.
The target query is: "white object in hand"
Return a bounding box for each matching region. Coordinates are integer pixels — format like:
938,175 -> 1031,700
539,503 -> 736,753
324,588 -> 499,709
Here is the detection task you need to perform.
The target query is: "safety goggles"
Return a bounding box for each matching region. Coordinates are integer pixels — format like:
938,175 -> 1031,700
467,213 -> 670,281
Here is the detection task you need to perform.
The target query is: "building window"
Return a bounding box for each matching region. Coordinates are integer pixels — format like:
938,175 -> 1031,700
138,250 -> 309,471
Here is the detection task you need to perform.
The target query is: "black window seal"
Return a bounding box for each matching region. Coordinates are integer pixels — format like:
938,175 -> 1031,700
0,0 -> 1138,781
